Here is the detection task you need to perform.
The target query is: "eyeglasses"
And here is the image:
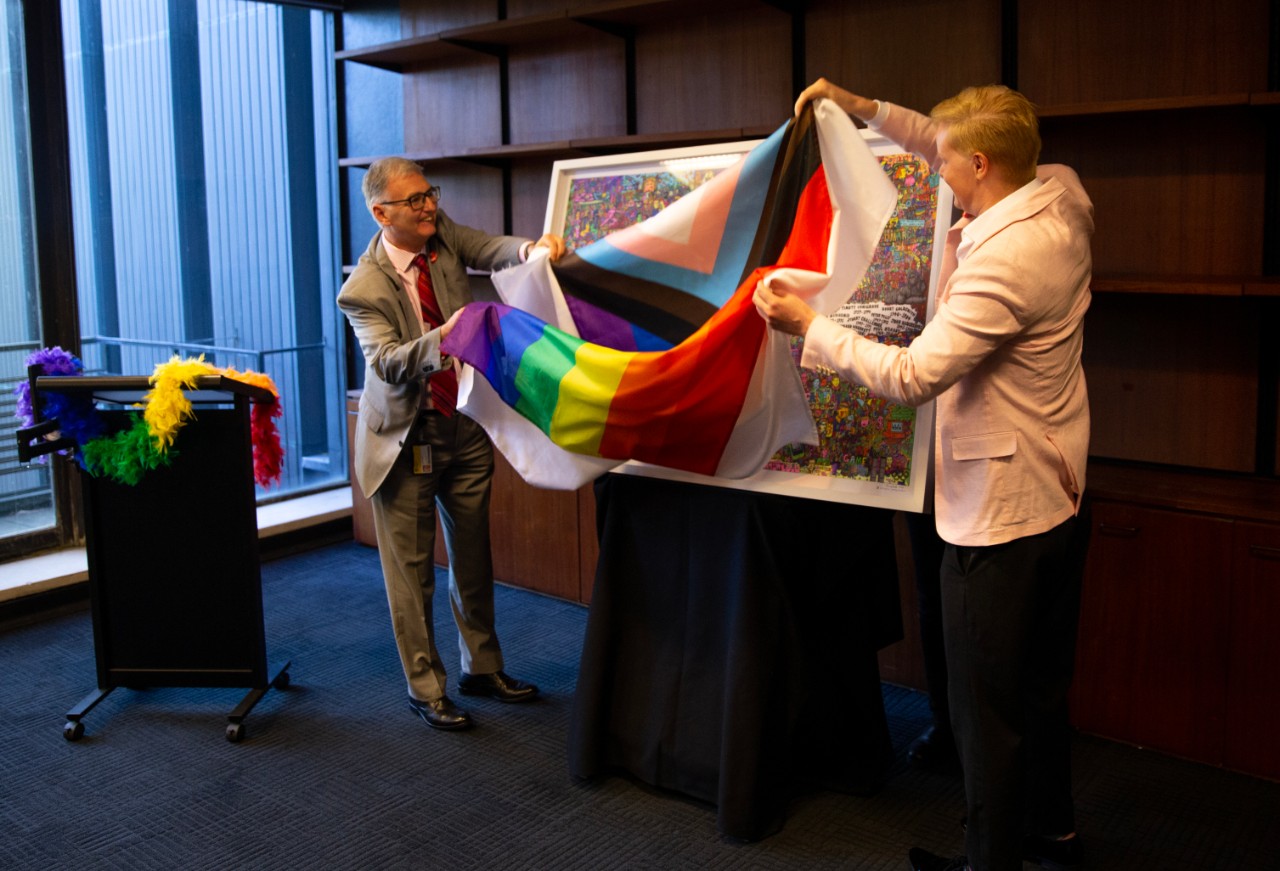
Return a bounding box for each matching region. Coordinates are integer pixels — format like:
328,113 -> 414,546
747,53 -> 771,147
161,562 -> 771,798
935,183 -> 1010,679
379,186 -> 441,211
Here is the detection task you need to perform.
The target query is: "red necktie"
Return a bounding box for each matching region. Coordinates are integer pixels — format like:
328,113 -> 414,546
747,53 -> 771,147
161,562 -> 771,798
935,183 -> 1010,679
412,253 -> 457,415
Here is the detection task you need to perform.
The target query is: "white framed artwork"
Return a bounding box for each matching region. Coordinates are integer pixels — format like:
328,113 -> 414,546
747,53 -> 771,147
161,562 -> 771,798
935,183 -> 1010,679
538,131 -> 953,511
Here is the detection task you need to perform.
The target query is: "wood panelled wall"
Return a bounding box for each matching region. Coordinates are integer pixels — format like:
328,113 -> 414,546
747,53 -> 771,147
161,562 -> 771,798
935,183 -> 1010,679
340,0 -> 1280,776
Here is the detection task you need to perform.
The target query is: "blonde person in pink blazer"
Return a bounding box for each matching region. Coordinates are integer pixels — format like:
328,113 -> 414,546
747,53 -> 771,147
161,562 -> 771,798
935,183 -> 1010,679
756,81 -> 1093,871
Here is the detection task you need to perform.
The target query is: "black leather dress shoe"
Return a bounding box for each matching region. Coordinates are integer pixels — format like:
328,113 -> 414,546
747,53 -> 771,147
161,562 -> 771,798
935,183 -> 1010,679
457,670 -> 540,703
907,724 -> 960,772
1024,833 -> 1081,870
958,817 -> 1081,870
907,847 -> 969,871
408,695 -> 473,731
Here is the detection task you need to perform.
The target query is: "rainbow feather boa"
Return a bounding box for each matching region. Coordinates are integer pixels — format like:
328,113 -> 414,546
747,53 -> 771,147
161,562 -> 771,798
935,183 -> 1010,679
14,349 -> 284,488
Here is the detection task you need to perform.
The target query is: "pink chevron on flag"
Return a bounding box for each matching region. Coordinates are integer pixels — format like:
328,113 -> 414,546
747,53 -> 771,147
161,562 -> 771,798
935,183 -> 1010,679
604,158 -> 744,273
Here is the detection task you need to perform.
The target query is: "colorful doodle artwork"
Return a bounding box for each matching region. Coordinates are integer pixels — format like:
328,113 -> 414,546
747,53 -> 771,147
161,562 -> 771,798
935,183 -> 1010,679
765,153 -> 941,489
562,168 -> 722,252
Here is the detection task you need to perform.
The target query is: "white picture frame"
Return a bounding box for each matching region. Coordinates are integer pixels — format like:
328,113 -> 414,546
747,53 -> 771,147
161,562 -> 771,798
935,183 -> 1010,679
542,131 -> 953,511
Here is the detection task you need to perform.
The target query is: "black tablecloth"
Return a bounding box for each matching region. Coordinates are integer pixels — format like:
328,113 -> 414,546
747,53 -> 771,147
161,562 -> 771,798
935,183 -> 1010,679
568,473 -> 903,840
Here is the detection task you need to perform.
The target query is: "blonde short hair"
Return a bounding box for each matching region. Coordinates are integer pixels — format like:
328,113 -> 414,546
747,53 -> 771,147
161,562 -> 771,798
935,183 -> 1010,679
930,85 -> 1040,183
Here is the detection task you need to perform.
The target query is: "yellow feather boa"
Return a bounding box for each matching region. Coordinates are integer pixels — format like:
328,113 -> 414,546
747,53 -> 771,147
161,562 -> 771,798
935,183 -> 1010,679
140,355 -> 283,485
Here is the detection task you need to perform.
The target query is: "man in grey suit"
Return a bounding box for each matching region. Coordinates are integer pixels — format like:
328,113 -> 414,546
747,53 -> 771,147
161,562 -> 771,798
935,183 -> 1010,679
338,157 -> 565,731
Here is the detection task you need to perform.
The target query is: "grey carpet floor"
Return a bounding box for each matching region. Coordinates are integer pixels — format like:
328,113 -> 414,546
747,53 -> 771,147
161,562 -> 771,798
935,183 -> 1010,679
1,540 -> 1276,870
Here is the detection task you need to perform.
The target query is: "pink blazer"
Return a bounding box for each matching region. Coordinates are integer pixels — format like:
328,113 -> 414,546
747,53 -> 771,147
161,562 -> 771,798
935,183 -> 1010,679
801,103 -> 1094,546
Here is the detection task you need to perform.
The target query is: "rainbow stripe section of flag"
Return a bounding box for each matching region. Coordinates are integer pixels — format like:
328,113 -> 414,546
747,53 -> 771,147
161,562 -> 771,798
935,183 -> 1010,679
443,99 -> 897,489
447,287 -> 764,476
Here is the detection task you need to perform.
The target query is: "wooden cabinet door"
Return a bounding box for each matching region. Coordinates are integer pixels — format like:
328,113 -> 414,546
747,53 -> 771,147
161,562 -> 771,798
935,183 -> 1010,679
489,452 -> 584,602
1225,521 -> 1280,779
1071,501 -> 1232,764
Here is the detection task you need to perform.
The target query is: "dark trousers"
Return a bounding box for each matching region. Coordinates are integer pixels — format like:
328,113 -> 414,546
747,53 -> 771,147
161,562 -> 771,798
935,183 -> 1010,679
905,511 -> 950,740
943,504 -> 1090,871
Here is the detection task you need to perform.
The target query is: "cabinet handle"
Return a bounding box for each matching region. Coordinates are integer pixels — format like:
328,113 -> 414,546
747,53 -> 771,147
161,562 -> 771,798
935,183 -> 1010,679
1249,544 -> 1280,561
1097,522 -> 1139,538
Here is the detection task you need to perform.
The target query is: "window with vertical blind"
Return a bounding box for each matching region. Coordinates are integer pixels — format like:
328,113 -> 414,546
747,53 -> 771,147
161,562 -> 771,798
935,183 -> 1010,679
0,0 -> 51,549
1,0 -> 345,555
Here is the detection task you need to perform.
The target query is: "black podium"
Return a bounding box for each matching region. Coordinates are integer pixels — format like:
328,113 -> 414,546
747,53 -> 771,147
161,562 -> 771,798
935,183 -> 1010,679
569,473 -> 903,840
25,374 -> 290,743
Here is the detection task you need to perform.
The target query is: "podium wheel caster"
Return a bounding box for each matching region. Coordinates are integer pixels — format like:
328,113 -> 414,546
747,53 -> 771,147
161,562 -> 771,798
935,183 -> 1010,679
273,671 -> 290,690
226,723 -> 245,743
64,721 -> 84,742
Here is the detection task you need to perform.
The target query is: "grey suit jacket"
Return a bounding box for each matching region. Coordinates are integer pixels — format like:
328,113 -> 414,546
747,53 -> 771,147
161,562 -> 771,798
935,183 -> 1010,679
337,211 -> 526,497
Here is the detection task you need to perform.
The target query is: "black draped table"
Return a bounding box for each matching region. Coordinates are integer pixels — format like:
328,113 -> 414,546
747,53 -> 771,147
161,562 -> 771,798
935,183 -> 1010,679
568,472 -> 903,840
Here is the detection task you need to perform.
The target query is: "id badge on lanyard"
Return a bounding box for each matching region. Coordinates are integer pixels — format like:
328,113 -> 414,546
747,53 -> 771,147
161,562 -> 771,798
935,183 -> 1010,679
411,423 -> 432,475
412,444 -> 432,475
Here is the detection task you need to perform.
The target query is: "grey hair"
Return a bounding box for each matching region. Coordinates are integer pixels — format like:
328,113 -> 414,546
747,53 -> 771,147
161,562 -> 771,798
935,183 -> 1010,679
362,157 -> 427,215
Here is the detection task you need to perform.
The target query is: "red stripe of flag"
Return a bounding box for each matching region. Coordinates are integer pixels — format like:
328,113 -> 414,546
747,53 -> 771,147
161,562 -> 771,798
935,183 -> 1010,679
598,165 -> 833,474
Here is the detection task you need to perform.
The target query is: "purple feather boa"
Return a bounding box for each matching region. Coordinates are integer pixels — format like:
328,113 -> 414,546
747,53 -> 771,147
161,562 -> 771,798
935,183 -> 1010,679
13,347 -> 104,458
